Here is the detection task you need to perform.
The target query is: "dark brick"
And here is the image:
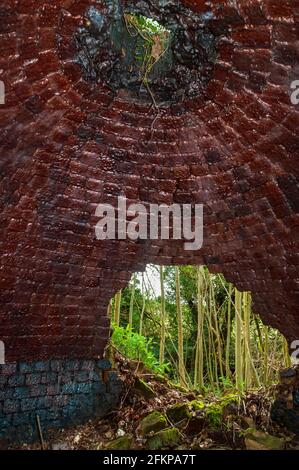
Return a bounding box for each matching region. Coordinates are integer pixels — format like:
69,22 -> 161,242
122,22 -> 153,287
8,375 -> 25,387
0,0 -> 299,445
20,398 -> 38,412
96,359 -> 111,371
4,399 -> 20,413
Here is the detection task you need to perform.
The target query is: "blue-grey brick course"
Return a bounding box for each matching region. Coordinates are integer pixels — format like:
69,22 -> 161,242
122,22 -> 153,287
97,359 -> 112,370
0,358 -> 121,443
8,374 -> 25,387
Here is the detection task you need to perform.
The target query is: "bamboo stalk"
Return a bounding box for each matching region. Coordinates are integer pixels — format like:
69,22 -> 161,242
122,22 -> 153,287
139,274 -> 146,336
244,293 -> 261,388
114,290 -> 122,327
225,283 -> 233,378
210,278 -> 224,378
263,325 -> 269,385
205,275 -> 219,389
175,267 -> 187,388
243,292 -> 252,389
194,266 -> 205,389
235,288 -> 243,391
128,274 -> 136,328
159,266 -> 166,365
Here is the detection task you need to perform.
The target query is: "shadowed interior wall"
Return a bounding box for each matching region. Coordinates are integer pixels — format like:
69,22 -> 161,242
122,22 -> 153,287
0,0 -> 299,441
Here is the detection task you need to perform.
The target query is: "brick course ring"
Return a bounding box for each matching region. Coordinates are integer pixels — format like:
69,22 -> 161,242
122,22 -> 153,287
0,0 -> 299,363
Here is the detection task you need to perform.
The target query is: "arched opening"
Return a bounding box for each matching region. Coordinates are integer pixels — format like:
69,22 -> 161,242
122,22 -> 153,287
108,264 -> 291,392
91,264 -> 298,450
75,0 -> 219,103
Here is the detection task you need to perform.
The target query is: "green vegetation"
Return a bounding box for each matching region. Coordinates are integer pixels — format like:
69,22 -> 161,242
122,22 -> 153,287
124,13 -> 171,104
106,434 -> 133,450
147,427 -> 180,450
111,323 -> 169,375
205,393 -> 240,427
138,411 -> 167,436
110,265 -> 290,394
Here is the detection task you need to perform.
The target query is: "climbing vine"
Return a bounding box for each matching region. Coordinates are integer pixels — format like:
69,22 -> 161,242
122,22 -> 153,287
124,13 -> 171,106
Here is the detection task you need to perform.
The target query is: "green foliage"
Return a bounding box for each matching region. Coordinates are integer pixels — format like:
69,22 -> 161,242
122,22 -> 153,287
112,324 -> 169,375
206,394 -> 240,428
111,264 -> 288,395
189,400 -> 205,411
219,376 -> 237,391
130,14 -> 167,36
205,402 -> 223,427
124,13 -> 170,98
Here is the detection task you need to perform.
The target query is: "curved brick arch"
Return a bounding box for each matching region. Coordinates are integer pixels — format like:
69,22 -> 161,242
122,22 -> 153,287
0,0 -> 299,441
1,0 -> 299,362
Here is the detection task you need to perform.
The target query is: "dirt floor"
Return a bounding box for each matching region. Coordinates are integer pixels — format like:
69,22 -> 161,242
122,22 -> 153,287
9,353 -> 299,451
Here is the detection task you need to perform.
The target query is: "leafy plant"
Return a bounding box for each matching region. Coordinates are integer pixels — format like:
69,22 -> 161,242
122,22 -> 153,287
112,323 -> 169,375
124,13 -> 170,104
219,376 -> 236,391
111,264 -> 289,394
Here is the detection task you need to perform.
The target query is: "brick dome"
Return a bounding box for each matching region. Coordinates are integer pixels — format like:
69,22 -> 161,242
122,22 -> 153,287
1,0 -> 299,362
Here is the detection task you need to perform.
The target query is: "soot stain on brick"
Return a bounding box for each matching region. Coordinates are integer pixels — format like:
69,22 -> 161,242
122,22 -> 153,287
74,0 -> 220,105
205,149 -> 222,164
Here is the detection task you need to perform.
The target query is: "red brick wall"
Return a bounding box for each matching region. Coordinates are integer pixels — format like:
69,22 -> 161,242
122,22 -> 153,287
1,0 -> 299,362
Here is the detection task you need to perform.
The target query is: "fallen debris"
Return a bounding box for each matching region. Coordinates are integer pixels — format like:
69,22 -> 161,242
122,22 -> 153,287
138,411 -> 167,437
9,354 -> 299,450
244,429 -> 285,451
